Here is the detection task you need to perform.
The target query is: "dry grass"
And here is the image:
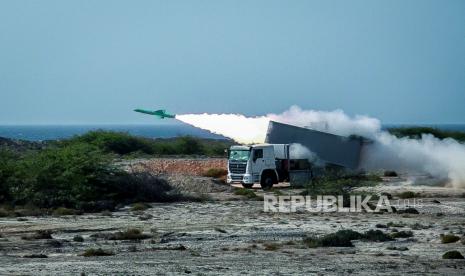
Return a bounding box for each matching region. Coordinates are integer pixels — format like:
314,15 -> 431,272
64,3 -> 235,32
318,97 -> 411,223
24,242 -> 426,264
440,234 -> 460,244
131,202 -> 151,212
21,230 -> 53,240
109,228 -> 151,240
52,207 -> 78,216
263,243 -> 280,251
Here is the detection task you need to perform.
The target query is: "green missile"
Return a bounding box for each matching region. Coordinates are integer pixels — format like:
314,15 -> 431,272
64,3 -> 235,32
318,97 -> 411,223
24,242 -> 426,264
134,109 -> 176,119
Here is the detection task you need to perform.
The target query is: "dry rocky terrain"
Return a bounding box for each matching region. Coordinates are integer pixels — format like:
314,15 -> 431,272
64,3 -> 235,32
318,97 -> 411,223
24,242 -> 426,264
1,159 -> 465,275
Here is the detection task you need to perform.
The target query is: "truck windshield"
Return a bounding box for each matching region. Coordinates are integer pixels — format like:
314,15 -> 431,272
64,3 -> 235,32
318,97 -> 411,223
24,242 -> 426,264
229,150 -> 250,161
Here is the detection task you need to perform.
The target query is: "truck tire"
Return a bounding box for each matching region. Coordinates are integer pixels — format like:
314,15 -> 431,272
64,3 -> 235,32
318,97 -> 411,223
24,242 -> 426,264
242,183 -> 253,189
260,173 -> 275,189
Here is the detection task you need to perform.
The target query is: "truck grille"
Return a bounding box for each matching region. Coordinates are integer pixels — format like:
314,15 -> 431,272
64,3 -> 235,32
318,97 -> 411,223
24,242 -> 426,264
229,163 -> 247,174
231,175 -> 243,181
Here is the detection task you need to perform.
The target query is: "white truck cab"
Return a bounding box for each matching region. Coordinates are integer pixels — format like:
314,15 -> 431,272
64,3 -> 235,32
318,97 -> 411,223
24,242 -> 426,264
227,144 -> 289,188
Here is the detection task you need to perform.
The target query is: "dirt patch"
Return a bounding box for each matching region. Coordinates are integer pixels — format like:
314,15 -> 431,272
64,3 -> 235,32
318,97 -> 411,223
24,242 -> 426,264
127,158 -> 227,176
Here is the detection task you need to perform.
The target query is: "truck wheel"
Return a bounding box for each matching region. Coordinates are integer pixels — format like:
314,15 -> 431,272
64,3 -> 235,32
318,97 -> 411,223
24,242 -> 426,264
242,183 -> 253,189
260,174 -> 274,189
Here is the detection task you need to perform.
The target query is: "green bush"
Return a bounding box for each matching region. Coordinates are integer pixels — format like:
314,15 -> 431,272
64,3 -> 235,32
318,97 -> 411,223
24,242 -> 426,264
442,250 -> 464,259
363,230 -> 393,242
300,177 -> 376,198
388,127 -> 465,142
0,149 -> 18,202
1,142 -> 187,211
65,130 -> 154,155
304,230 -> 363,248
6,143 -> 121,208
234,188 -> 259,199
62,131 -> 231,157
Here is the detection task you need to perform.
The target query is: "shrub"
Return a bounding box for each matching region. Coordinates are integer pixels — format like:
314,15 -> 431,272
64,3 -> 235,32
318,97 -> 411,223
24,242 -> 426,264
0,132 -> 211,212
301,177 -> 376,198
375,224 -> 388,229
234,188 -> 259,199
23,254 -> 48,258
114,172 -> 185,203
21,230 -> 53,240
363,230 -> 393,242
398,191 -> 416,199
263,243 -> 280,251
398,207 -> 419,214
131,202 -> 151,212
109,228 -> 151,240
0,208 -> 11,217
202,168 -> 228,178
81,248 -> 114,257
6,143 -> 121,208
66,130 -> 154,155
0,149 -> 18,202
304,230 -> 363,248
388,127 -> 465,142
73,235 -> 84,242
387,221 -> 405,228
384,171 -> 398,177
442,250 -> 464,259
390,231 -> 413,239
52,207 -> 78,216
304,229 -> 394,248
440,234 -> 460,244
172,136 -> 204,155
386,246 -> 408,251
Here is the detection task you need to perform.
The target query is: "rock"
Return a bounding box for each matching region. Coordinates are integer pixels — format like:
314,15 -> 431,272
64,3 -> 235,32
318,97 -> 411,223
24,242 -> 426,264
138,213 -> 153,221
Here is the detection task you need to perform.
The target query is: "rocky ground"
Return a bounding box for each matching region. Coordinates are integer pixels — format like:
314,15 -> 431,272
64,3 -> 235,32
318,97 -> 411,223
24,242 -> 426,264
1,166 -> 465,275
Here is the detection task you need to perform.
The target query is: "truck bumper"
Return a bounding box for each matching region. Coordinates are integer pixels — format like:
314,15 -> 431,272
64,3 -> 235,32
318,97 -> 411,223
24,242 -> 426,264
227,174 -> 253,184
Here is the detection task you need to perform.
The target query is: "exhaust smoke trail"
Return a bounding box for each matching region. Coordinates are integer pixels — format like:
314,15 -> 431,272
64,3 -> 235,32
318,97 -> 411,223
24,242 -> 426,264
176,106 -> 465,188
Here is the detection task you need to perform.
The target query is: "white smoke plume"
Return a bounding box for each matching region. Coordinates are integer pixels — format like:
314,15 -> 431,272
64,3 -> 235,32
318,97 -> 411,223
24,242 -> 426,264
289,143 -> 317,161
176,106 -> 465,188
176,113 -> 269,144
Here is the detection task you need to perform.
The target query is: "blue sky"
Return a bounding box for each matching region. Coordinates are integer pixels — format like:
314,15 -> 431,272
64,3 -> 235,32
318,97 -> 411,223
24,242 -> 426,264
0,0 -> 464,124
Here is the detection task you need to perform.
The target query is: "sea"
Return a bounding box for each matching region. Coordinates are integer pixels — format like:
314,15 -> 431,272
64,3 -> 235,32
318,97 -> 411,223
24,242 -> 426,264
0,124 -> 464,141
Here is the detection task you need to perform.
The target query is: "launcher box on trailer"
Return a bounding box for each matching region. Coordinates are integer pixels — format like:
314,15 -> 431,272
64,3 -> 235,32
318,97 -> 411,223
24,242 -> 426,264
265,121 -> 367,170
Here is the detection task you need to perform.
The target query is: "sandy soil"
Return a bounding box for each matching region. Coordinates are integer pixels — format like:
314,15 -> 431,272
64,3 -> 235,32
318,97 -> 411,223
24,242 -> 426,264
1,191 -> 465,275
1,164 -> 465,275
